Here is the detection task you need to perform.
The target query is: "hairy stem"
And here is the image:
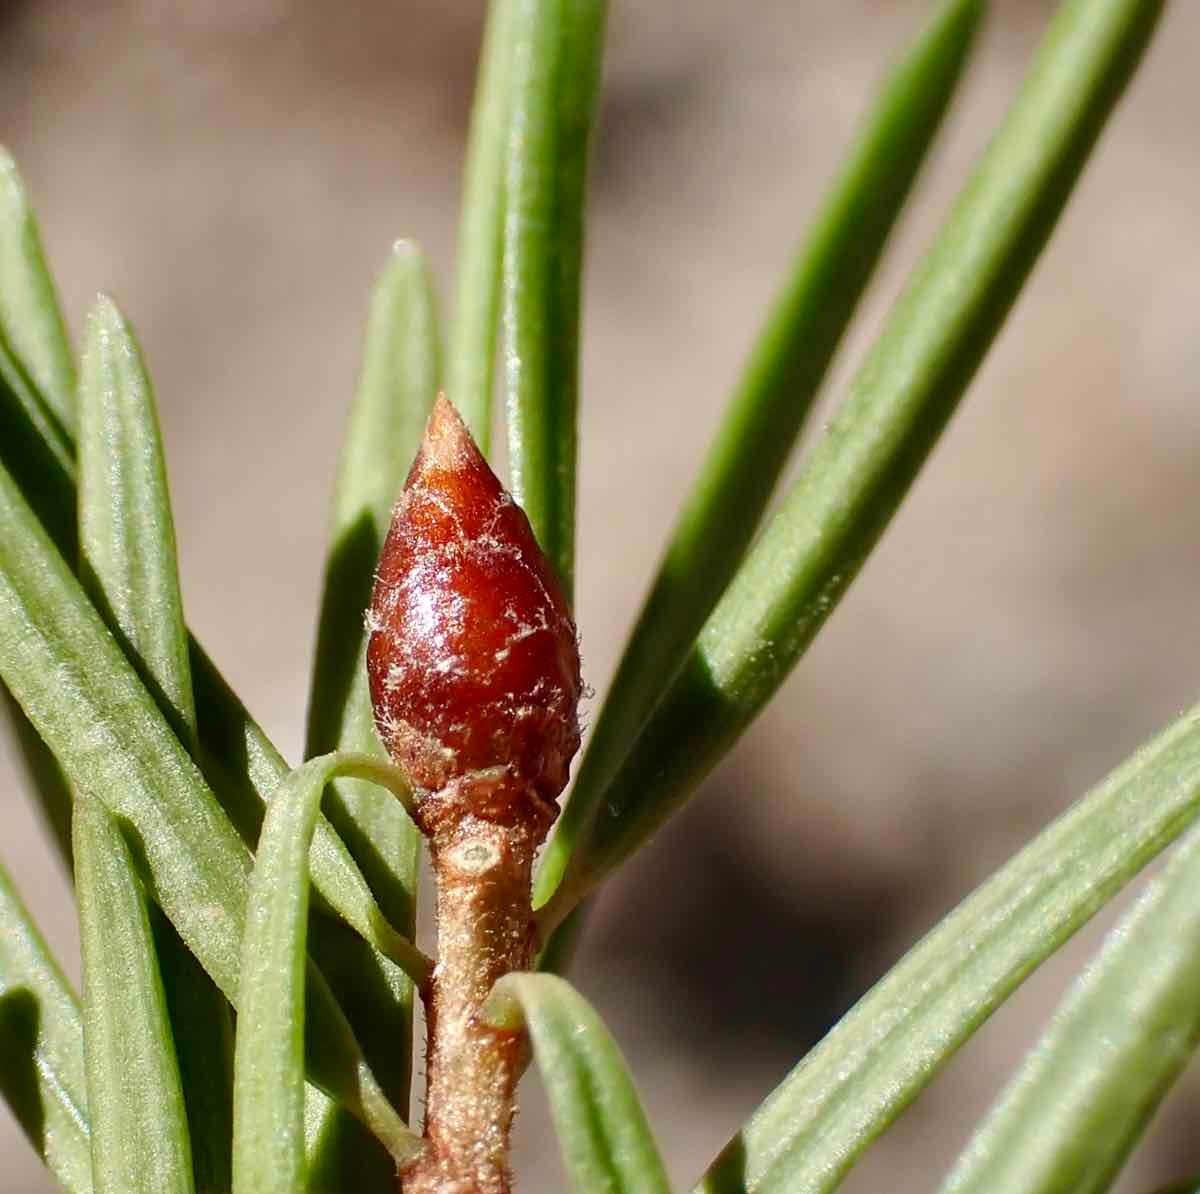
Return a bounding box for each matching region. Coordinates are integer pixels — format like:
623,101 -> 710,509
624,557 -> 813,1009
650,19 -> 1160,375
403,800 -> 544,1193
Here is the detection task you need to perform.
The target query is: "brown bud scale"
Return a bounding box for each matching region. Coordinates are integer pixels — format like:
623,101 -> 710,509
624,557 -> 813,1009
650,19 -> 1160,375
367,395 -> 582,828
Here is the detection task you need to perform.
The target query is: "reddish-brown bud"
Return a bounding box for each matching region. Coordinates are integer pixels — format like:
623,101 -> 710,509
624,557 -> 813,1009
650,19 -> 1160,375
367,395 -> 582,826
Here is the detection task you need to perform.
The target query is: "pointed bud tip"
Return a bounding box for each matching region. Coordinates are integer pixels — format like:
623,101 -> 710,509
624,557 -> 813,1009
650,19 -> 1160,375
367,394 -> 581,827
422,392 -> 474,464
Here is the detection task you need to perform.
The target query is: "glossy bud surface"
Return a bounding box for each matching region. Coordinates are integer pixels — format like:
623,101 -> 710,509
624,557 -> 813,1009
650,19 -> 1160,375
367,395 -> 581,819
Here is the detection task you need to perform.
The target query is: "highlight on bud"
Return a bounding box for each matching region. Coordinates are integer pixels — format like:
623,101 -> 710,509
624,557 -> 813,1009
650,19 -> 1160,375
367,395 -> 582,826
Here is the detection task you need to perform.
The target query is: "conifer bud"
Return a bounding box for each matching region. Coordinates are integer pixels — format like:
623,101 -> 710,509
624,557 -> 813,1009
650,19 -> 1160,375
367,395 -> 581,828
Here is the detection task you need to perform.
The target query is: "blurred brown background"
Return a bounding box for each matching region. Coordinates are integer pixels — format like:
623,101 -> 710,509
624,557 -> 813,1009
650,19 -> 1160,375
2,1 -> 1199,1191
